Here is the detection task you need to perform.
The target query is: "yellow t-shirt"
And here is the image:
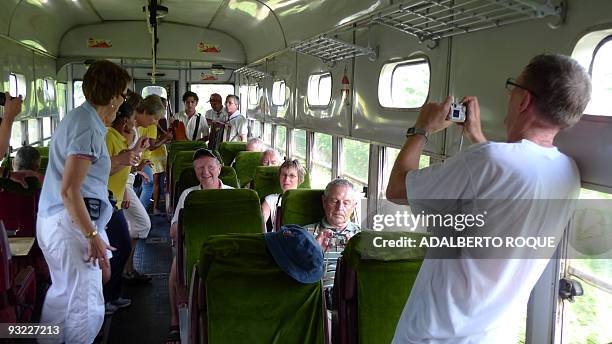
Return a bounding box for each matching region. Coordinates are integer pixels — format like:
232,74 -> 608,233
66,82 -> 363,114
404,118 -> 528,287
138,124 -> 158,161
106,127 -> 130,204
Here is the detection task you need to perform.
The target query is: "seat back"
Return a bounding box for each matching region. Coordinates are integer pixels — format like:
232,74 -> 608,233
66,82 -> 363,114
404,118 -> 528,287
170,151 -> 196,206
336,231 -> 429,344
168,141 -> 207,173
179,189 -> 262,285
36,146 -> 49,157
0,178 -> 41,237
233,151 -> 264,187
174,167 -> 240,206
197,234 -> 327,344
280,189 -> 325,226
218,141 -> 247,166
252,166 -> 311,200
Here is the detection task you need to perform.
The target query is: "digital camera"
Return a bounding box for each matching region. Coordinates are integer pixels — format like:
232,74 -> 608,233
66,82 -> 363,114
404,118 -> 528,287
448,103 -> 466,123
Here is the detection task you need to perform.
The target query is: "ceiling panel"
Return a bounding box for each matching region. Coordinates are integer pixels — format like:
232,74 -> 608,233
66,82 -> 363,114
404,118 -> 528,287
0,0 -> 19,36
9,0 -> 101,55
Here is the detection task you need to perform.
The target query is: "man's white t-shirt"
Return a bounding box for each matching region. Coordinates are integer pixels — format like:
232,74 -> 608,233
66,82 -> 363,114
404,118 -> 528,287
186,113 -> 210,141
392,139 -> 580,344
225,111 -> 247,142
205,108 -> 227,122
171,182 -> 234,226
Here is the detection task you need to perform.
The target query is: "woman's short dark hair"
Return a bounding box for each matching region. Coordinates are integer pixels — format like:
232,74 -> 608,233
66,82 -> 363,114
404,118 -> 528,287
280,159 -> 305,184
112,102 -> 134,127
182,91 -> 199,103
83,60 -> 131,106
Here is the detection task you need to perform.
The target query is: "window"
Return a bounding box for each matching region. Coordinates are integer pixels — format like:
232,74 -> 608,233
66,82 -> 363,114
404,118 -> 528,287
43,117 -> 52,139
292,129 -> 307,166
272,80 -> 286,106
141,85 -> 167,99
43,79 -> 56,102
379,58 -> 430,108
9,121 -> 23,150
73,80 -> 85,108
275,125 -> 287,159
250,119 -> 262,139
264,122 -> 273,147
381,147 -> 430,197
239,85 -> 249,114
586,38 -> 612,116
342,138 -> 369,192
312,132 -> 332,189
189,83 -> 234,115
248,84 -> 260,106
57,83 -> 67,120
28,119 -> 38,145
9,73 -> 27,99
307,73 -> 332,107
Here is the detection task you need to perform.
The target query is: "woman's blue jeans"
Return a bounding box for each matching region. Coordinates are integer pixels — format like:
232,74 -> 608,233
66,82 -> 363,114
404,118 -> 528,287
139,164 -> 154,210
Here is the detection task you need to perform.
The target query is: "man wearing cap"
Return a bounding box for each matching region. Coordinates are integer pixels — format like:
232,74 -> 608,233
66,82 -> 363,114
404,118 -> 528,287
166,148 -> 233,341
304,178 -> 361,287
204,93 -> 228,126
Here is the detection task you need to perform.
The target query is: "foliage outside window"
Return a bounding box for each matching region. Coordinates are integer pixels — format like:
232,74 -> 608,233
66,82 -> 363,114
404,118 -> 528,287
28,119 -> 38,145
312,132 -> 332,189
292,129 -> 306,166
250,120 -> 262,140
57,83 -> 67,120
264,122 -> 273,147
9,121 -> 22,150
381,147 -> 430,197
379,58 -> 429,108
275,125 -> 287,159
341,138 -> 369,191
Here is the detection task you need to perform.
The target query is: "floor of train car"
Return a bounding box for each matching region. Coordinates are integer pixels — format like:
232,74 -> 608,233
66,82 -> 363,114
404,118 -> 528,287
103,213 -> 173,344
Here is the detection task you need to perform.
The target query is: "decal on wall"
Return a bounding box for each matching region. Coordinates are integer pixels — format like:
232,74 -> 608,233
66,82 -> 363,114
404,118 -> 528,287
88,38 -> 112,48
200,73 -> 218,81
198,42 -> 221,53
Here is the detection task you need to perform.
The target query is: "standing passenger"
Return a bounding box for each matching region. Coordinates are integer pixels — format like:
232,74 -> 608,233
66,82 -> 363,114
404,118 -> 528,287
150,97 -> 172,215
224,95 -> 247,142
204,93 -> 227,126
37,60 -> 130,343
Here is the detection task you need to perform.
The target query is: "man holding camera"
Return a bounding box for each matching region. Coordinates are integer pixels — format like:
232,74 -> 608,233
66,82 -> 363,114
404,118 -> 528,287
386,54 -> 591,343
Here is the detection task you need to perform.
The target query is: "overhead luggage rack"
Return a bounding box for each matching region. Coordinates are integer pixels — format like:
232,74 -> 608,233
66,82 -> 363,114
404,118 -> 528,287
291,36 -> 377,63
357,0 -> 565,44
236,67 -> 268,79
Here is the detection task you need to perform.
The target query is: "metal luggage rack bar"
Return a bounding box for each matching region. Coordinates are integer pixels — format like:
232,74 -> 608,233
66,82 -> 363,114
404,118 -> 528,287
236,67 -> 268,79
291,36 -> 377,63
356,0 -> 565,44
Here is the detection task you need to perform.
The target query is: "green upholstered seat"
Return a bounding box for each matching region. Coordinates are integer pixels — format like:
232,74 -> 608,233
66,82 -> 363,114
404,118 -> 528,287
252,166 -> 311,200
180,189 -> 263,285
337,231 -> 429,344
174,166 -> 239,206
233,151 -> 264,188
36,146 -> 49,156
168,141 -> 207,171
171,151 -> 196,205
197,234 -> 326,344
280,189 -> 325,226
218,141 -> 247,166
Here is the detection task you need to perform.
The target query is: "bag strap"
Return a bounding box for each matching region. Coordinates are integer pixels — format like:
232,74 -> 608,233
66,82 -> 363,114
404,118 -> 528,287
192,113 -> 201,141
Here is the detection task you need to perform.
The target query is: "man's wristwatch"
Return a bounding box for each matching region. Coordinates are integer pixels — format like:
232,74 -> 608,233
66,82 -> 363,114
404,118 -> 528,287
406,127 -> 429,143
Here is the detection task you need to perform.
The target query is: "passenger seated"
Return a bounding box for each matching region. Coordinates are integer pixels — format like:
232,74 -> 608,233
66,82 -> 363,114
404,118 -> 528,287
167,148 -> 233,344
13,146 -> 42,182
245,137 -> 264,152
261,148 -> 281,166
304,178 -> 361,288
261,159 -> 305,232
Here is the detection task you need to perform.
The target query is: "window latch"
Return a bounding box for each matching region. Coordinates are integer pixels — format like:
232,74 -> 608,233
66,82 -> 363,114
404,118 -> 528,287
559,278 -> 584,302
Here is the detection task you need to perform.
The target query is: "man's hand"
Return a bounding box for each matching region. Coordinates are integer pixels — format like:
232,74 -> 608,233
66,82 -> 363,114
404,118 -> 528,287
415,96 -> 454,134
315,229 -> 333,252
134,136 -> 150,153
3,93 -> 23,122
458,96 -> 487,144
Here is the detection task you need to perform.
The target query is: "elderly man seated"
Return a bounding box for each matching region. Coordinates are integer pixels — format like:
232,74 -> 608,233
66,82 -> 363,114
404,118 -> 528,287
245,137 -> 265,152
13,146 -> 42,182
305,178 -> 361,288
261,148 -> 281,166
166,148 -> 233,344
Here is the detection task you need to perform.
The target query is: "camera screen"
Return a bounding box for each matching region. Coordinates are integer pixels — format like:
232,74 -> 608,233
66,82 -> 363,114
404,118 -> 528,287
452,109 -> 460,118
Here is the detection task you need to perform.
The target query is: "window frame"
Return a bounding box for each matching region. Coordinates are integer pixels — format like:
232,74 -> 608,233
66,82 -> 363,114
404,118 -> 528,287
378,57 -> 430,110
9,73 -> 27,99
307,72 -> 332,108
585,34 -> 612,116
44,78 -> 56,102
248,84 -> 260,106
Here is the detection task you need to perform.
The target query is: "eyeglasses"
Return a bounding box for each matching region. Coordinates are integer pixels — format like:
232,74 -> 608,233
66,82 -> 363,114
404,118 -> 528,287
120,93 -> 128,102
505,78 -> 537,97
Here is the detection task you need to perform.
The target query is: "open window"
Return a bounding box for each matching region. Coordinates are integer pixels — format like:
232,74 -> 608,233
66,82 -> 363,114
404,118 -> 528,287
307,73 -> 332,107
379,58 -> 429,109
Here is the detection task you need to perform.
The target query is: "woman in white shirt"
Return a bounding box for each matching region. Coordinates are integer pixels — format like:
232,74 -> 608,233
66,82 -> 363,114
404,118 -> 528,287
261,159 -> 305,232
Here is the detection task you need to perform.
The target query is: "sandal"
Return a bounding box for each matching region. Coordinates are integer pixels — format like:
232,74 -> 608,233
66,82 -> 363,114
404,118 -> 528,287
165,325 -> 180,344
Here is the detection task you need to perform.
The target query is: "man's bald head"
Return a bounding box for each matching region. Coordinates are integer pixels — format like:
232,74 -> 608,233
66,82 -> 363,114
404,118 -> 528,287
246,138 -> 265,152
261,149 -> 281,166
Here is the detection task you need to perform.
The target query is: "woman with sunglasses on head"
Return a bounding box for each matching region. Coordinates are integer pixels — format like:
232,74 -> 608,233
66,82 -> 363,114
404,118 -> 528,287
261,159 -> 305,232
37,60 -> 131,343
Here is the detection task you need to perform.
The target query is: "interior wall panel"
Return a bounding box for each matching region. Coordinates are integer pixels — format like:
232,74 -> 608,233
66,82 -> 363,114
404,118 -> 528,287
0,38 -> 35,120
352,25 -> 450,155
243,63 -> 267,121
34,53 -> 58,117
265,51 -> 296,126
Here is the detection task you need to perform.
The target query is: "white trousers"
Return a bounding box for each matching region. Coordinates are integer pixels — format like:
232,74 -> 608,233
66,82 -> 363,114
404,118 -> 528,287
37,210 -> 109,344
123,183 -> 151,239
